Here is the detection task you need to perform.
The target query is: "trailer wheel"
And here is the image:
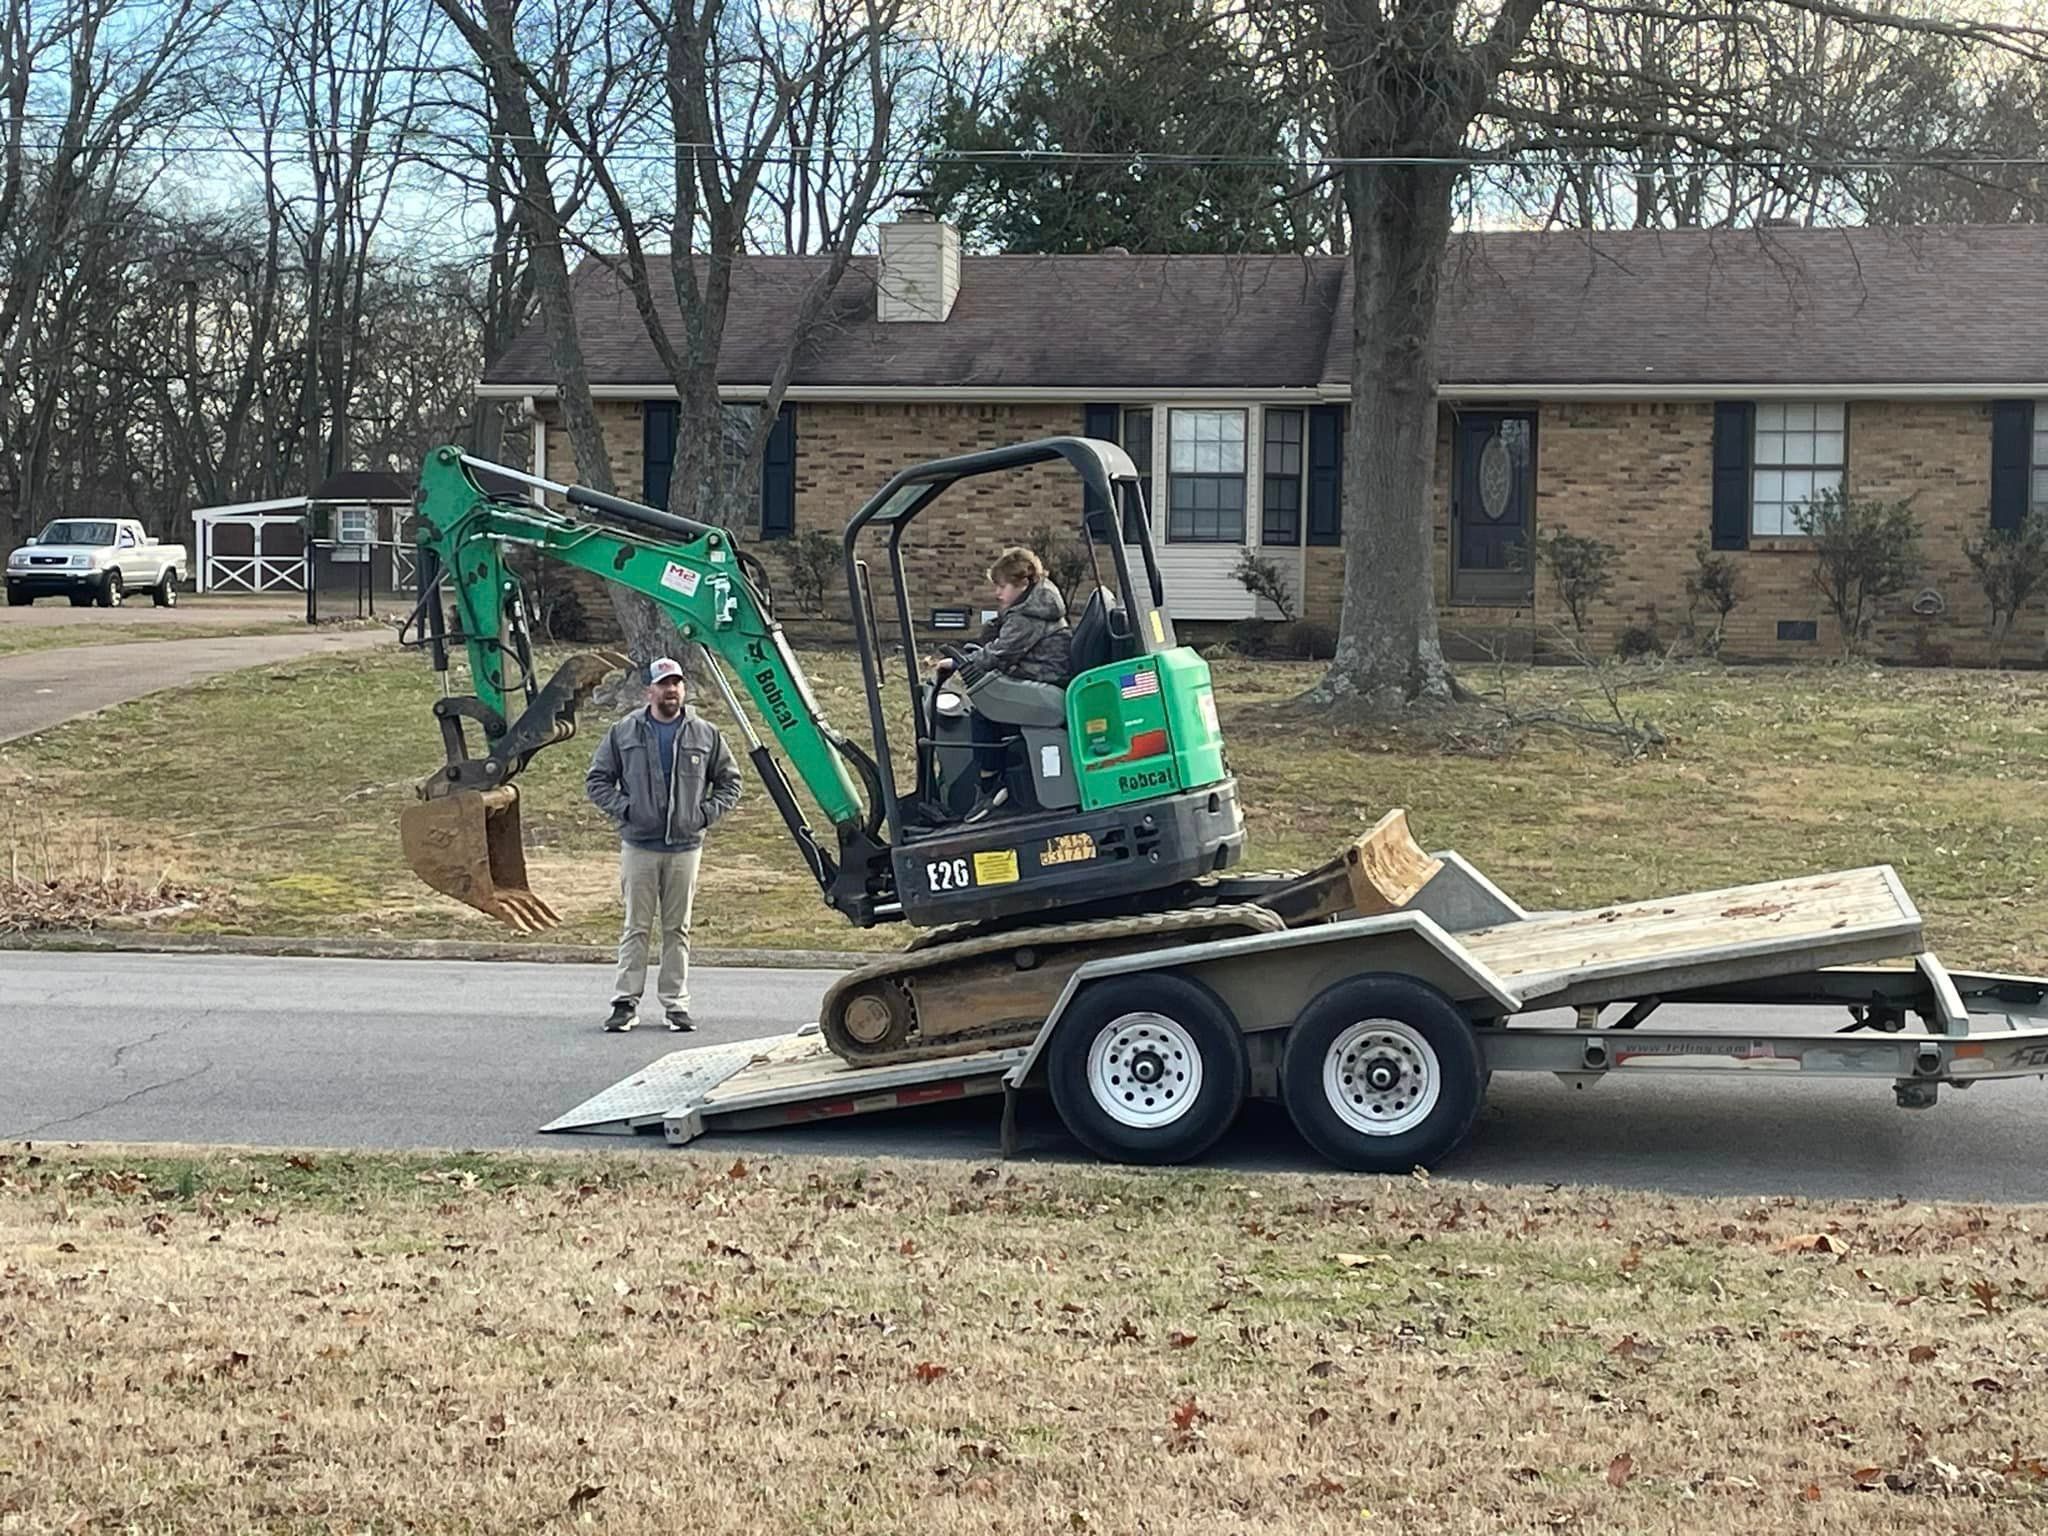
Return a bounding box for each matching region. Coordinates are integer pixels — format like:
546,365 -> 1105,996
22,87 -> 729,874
1047,974 -> 1247,1166
1280,975 -> 1484,1174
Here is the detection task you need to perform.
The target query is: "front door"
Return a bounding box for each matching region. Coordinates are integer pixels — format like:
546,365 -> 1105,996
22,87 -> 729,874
1450,411 -> 1536,605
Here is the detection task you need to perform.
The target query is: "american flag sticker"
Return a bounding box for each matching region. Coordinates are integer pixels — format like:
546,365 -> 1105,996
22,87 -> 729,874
1119,669 -> 1159,700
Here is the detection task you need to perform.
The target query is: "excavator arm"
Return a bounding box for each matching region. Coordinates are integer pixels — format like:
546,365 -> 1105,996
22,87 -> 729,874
399,446 -> 887,932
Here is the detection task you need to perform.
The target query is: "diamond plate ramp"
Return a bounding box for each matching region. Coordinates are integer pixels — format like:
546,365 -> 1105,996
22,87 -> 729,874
542,1037 -> 789,1134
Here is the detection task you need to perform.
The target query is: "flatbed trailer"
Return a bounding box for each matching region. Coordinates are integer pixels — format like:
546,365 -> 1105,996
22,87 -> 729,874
545,845 -> 2048,1173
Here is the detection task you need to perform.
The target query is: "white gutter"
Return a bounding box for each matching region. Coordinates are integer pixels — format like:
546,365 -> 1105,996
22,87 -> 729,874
481,379 -> 2048,405
526,395 -> 546,505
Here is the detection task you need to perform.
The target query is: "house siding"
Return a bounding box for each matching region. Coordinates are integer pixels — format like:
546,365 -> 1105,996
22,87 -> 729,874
532,395 -> 2031,667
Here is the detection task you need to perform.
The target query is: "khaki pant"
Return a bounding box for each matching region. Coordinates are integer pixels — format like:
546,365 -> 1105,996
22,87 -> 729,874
611,843 -> 702,1014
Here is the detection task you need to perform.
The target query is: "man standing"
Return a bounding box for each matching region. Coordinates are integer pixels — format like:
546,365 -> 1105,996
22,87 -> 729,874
585,656 -> 742,1032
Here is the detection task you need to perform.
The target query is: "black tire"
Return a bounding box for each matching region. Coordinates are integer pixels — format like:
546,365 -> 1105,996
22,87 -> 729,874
1279,974 -> 1485,1174
4,587 -> 26,606
152,571 -> 177,608
68,593 -> 90,607
95,571 -> 122,608
1045,973 -> 1248,1166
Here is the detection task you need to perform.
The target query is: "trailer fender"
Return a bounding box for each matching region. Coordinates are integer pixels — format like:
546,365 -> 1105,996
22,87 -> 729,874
1006,910 -> 1519,1088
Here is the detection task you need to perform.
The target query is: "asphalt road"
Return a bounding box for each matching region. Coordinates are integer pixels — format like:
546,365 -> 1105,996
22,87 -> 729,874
0,596 -> 305,631
0,627 -> 390,743
7,950 -> 2048,1199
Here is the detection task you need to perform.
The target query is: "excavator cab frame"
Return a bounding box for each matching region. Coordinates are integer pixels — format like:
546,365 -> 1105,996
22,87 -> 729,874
840,437 -> 1173,844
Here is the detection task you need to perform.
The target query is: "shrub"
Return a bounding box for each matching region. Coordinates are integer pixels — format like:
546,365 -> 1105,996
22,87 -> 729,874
1229,547 -> 1297,620
1792,487 -> 1920,656
1963,516 -> 2048,661
1682,535 -> 1741,657
1024,521 -> 1092,616
781,528 -> 840,618
1530,527 -> 1618,634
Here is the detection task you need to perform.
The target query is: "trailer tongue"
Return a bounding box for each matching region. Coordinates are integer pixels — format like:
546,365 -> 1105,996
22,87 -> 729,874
546,818 -> 2048,1174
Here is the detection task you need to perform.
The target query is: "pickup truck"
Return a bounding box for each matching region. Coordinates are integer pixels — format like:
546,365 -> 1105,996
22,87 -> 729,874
5,517 -> 188,608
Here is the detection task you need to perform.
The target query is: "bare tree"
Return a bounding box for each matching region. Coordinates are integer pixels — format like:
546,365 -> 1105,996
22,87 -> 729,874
438,0 -> 929,672
1244,0 -> 2048,716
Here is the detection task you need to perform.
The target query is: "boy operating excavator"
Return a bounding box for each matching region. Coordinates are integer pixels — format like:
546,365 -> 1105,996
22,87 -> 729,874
939,545 -> 1071,822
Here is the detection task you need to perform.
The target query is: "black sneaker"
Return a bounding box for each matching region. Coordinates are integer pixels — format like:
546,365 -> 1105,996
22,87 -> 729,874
603,1001 -> 637,1032
963,785 -> 1009,824
666,1010 -> 696,1033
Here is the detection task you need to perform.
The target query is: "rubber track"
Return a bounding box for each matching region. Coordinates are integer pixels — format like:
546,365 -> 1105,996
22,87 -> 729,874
820,903 -> 1286,1067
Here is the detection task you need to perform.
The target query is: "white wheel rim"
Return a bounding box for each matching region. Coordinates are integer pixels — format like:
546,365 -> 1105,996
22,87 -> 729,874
1086,1012 -> 1203,1129
1324,1020 -> 1440,1137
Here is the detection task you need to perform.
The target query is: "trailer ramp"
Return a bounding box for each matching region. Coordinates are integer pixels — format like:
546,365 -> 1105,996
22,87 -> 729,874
545,1027 -> 1025,1145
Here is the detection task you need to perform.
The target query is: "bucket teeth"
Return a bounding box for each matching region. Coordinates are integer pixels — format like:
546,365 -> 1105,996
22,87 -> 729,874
399,785 -> 560,934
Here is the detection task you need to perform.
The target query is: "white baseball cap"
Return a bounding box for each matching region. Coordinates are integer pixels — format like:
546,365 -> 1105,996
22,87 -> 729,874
648,657 -> 686,684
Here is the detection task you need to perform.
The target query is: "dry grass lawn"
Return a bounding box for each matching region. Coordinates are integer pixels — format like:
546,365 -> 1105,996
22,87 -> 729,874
3,645 -> 2048,970
4,1147 -> 2047,1534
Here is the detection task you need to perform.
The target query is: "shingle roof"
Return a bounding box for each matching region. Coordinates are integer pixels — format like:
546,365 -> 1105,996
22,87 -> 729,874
482,225 -> 2048,394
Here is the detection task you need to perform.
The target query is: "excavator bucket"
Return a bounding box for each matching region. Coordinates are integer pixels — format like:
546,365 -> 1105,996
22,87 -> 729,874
400,785 -> 560,934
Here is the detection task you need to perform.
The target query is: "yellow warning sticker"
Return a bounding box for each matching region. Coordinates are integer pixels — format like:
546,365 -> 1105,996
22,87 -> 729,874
972,849 -> 1020,884
1084,717 -> 1109,734
1150,608 -> 1165,643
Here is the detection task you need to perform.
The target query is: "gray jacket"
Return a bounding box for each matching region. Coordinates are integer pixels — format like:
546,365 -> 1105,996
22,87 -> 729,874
585,705 -> 742,852
966,579 -> 1071,685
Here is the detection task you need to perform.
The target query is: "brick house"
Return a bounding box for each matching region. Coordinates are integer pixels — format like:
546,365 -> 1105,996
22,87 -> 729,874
477,218 -> 2048,663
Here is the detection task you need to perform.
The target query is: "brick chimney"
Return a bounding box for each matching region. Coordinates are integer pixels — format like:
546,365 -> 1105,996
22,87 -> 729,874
877,201 -> 960,322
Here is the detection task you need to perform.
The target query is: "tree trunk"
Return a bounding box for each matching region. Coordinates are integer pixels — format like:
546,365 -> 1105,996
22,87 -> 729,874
1310,163 -> 1459,713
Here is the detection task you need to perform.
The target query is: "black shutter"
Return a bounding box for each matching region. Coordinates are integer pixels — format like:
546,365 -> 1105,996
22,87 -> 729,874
1306,404 -> 1343,546
643,401 -> 679,507
1990,399 -> 2034,534
760,403 -> 796,540
1082,402 -> 1119,542
1711,401 -> 1753,551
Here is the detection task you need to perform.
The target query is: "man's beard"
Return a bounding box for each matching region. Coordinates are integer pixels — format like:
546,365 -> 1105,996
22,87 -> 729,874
653,698 -> 683,720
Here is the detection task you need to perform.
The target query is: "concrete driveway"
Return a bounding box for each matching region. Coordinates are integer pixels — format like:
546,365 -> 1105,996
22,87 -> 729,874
0,625 -> 392,744
0,595 -> 307,632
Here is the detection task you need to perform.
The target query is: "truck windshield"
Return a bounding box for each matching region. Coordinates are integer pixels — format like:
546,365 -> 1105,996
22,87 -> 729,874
38,520 -> 117,546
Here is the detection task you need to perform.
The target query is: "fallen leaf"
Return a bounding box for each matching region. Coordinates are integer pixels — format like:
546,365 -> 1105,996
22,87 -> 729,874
1619,1245 -> 1642,1274
1307,1359 -> 1337,1379
899,1238 -> 917,1257
1971,1376 -> 2005,1393
487,1412 -> 506,1433
567,1484 -> 605,1512
285,1154 -> 319,1172
1851,1466 -> 1885,1490
1907,1344 -> 1937,1364
1168,1331 -> 1197,1350
1802,1483 -> 1821,1502
1311,1474 -> 1345,1497
913,1362 -> 949,1384
726,1160 -> 748,1180
1172,1397 -> 1207,1432
1306,1406 -> 1330,1431
1778,1233 -> 1847,1255
1606,1453 -> 1634,1487
55,1241 -> 76,1254
1333,1252 -> 1389,1269
1970,1279 -> 2002,1314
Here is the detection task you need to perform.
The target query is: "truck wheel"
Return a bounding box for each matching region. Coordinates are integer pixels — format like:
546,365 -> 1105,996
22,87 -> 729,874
5,587 -> 26,606
1279,975 -> 1484,1174
95,572 -> 123,608
68,593 -> 90,607
152,571 -> 177,608
1046,973 -> 1247,1166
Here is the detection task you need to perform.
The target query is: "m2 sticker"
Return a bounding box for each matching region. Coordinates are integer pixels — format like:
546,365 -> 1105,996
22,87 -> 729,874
925,857 -> 971,891
660,562 -> 701,598
972,849 -> 1020,884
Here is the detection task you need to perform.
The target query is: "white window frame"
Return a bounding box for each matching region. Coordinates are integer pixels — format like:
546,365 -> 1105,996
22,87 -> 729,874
2032,399 -> 2048,515
1166,407 -> 1249,544
1752,401 -> 1846,538
336,506 -> 374,545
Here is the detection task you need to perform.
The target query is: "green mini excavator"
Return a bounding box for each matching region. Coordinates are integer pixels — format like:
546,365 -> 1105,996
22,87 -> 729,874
398,437 -> 1408,1065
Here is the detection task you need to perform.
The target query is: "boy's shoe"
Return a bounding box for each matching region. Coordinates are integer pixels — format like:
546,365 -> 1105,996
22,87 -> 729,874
666,1010 -> 696,1033
603,1001 -> 637,1032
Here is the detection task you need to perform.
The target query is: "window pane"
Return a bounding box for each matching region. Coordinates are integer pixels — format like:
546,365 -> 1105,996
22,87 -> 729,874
1754,470 -> 1784,504
1785,402 -> 1815,430
1756,403 -> 1786,431
1754,432 -> 1784,466
1813,432 -> 1844,467
1783,470 -> 1813,505
1813,469 -> 1843,499
1815,402 -> 1846,431
2033,466 -> 2048,510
